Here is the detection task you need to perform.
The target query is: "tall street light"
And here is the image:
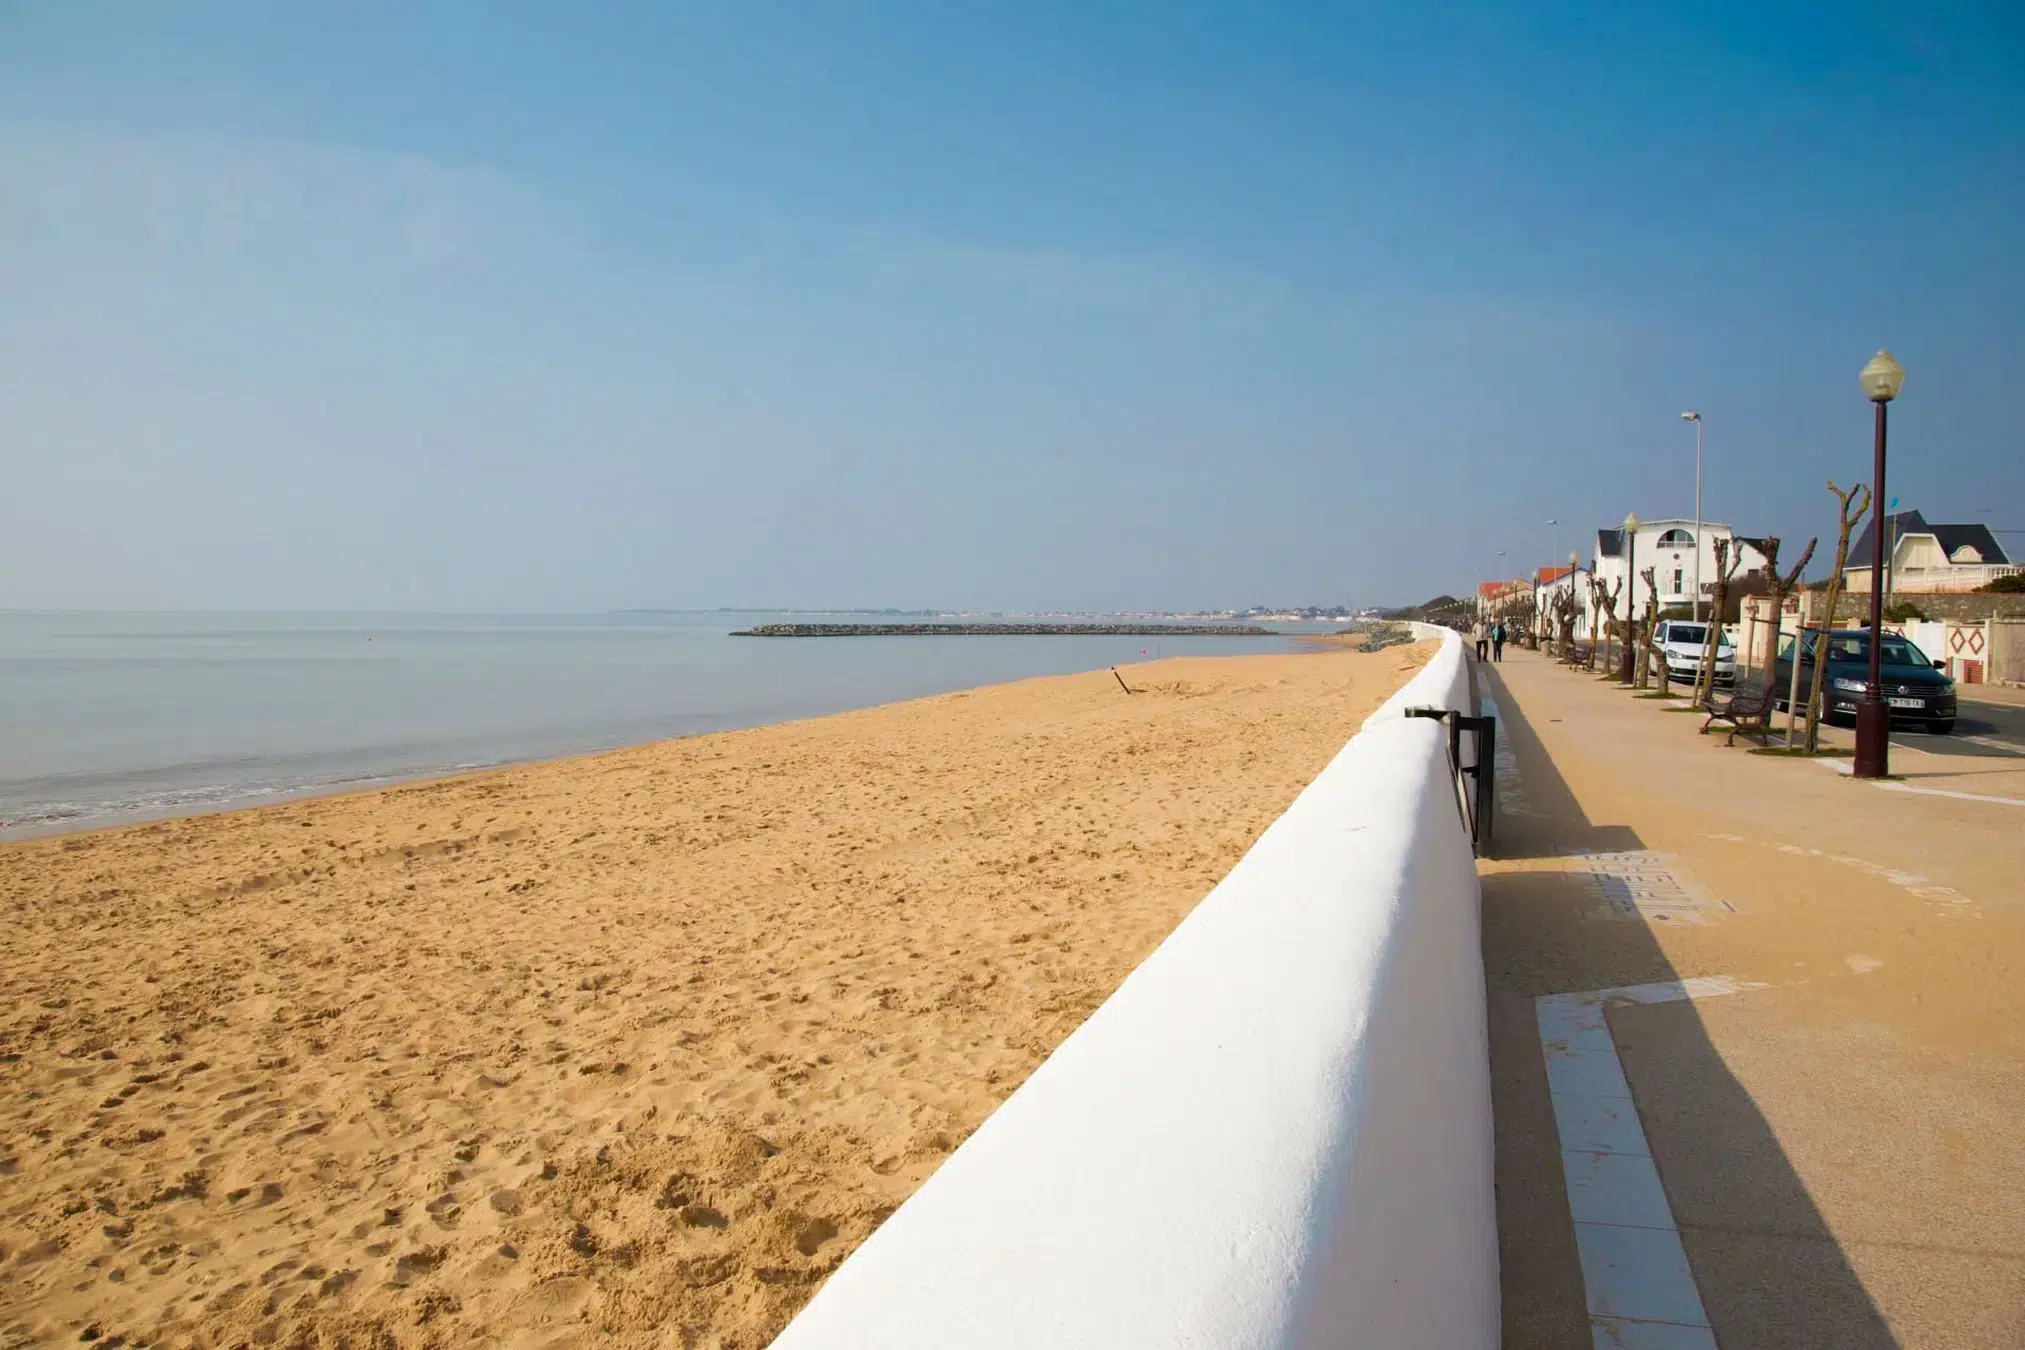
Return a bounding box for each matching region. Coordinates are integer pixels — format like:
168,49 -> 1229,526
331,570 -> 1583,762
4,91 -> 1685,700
1681,412 -> 1703,621
1619,511 -> 1640,683
1853,350 -> 1906,780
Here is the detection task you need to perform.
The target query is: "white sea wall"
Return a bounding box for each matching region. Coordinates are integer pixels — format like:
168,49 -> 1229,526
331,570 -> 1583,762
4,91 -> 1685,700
772,629 -> 1494,1350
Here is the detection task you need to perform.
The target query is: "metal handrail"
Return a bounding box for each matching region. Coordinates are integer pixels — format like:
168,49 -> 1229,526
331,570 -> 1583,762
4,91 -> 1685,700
1406,706 -> 1497,857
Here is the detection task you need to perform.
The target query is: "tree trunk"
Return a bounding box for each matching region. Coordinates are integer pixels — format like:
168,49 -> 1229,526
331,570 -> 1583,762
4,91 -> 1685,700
1804,483 -> 1870,754
1693,538 -> 1742,707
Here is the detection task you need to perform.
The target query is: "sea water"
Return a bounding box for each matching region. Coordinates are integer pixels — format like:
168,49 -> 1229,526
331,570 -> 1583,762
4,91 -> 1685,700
0,611 -> 1315,838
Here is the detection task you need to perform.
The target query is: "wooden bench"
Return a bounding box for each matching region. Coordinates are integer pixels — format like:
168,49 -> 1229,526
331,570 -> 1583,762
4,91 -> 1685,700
1702,679 -> 1775,746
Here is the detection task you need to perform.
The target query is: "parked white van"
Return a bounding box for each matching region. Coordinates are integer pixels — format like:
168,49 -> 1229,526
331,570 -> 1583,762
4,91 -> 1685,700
1651,619 -> 1736,686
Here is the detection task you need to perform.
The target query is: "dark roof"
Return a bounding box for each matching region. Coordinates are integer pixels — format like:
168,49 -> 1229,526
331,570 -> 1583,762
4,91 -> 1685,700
1596,527 -> 1623,559
1845,511 -> 2010,569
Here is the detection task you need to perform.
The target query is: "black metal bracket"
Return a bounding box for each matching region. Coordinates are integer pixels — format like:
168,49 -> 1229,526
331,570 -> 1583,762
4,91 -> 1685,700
1405,706 -> 1497,856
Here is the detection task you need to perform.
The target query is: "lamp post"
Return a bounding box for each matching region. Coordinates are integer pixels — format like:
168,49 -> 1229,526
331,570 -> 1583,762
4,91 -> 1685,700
1852,350 -> 1906,780
1619,512 -> 1640,683
1681,412 -> 1703,621
1883,496 -> 1900,610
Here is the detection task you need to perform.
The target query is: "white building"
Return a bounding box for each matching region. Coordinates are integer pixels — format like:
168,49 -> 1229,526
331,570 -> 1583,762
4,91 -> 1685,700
1842,511 -> 2017,594
1538,520 -> 1770,640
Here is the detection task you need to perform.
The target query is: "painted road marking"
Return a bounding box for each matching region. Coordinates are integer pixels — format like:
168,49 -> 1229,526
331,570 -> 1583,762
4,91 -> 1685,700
1538,977 -> 1768,1350
1878,782 -> 2025,807
1809,757 -> 2025,807
1958,733 -> 2025,757
1703,834 -> 1978,916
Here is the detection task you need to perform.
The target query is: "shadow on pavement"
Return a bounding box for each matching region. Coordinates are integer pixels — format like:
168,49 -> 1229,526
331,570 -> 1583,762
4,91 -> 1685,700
1477,660 -> 1897,1349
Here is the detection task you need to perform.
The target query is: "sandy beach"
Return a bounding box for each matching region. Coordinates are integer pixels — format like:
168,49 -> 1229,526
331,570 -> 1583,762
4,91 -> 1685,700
0,641 -> 1430,1349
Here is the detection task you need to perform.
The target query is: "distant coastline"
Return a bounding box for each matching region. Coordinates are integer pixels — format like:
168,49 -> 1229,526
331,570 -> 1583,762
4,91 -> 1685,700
732,622 -> 1280,638
0,611 -> 1311,839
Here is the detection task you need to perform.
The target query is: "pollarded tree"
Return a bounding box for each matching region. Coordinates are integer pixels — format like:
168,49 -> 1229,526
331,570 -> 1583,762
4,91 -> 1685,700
1638,566 -> 1667,691
1592,577 -> 1623,677
1585,576 -> 1604,670
1750,535 -> 1817,689
1690,539 -> 1745,706
1803,480 -> 1872,753
1553,587 -> 1579,655
1504,590 -> 1539,648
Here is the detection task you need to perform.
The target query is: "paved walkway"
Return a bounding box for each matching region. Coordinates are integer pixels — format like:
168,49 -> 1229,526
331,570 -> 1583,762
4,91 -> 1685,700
1479,647 -> 2025,1349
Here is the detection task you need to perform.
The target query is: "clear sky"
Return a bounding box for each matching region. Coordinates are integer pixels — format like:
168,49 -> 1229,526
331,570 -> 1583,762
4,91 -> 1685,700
3,3 -> 2021,611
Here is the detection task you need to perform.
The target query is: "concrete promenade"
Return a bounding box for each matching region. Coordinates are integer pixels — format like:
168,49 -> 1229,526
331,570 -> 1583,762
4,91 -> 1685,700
1479,647 -> 2025,1348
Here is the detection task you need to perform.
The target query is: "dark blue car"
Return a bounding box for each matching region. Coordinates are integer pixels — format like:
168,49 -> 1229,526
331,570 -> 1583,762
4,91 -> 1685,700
1771,628 -> 1958,734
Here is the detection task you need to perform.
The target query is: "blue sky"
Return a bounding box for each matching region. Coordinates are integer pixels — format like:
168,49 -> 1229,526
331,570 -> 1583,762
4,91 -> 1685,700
3,2 -> 2021,610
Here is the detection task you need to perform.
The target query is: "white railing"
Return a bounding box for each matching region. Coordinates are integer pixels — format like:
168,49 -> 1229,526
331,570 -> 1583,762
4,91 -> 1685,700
1845,564 -> 2020,594
774,630 -> 1495,1350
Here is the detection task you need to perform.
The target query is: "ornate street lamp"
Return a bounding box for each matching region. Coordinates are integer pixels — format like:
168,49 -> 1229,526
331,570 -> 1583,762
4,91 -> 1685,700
1619,512 -> 1640,682
1853,350 -> 1906,778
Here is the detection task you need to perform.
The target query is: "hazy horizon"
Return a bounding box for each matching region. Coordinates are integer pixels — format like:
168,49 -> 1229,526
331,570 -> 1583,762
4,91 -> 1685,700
5,4 -> 2022,612
0,602 -> 1406,616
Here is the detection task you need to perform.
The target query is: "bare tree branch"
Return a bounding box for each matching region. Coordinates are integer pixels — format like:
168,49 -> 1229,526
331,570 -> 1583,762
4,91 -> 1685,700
1803,480 -> 1871,752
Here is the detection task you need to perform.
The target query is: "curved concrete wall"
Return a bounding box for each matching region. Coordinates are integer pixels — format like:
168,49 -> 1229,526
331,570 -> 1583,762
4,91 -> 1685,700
774,630 -> 1493,1350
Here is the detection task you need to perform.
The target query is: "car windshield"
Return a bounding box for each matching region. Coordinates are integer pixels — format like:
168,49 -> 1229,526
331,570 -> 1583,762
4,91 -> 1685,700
1809,632 -> 1932,666
1666,623 -> 1730,649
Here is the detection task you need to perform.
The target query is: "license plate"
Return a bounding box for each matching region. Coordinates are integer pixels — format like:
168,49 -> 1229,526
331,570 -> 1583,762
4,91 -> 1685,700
1888,697 -> 1924,709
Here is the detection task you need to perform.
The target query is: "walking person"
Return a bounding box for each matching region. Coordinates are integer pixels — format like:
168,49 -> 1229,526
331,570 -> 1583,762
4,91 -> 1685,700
1492,620 -> 1506,663
1473,617 -> 1489,661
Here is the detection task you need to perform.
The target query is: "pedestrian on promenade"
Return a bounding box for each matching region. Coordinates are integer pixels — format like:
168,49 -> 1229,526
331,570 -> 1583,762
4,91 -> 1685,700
1492,621 -> 1506,663
1473,618 -> 1489,661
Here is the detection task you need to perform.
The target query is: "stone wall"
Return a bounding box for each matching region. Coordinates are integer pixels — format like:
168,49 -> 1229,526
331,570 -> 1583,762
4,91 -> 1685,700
1821,592 -> 2025,623
1989,620 -> 2025,686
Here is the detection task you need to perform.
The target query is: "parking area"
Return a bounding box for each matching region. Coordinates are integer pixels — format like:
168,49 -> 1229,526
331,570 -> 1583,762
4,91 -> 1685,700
1800,686 -> 2025,767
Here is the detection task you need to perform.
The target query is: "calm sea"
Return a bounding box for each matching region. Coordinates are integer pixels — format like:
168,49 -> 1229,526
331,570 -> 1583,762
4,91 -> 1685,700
0,611 -> 1320,839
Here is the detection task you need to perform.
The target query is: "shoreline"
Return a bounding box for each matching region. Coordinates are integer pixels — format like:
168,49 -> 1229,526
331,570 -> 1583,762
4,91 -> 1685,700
2,641 -> 1429,1347
2,643 -> 1350,847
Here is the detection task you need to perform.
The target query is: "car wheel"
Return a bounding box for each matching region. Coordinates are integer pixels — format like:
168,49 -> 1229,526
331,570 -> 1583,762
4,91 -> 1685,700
1929,718 -> 1955,735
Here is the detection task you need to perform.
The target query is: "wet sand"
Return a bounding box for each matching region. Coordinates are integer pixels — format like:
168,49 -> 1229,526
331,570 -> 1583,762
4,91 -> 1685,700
0,642 -> 1429,1349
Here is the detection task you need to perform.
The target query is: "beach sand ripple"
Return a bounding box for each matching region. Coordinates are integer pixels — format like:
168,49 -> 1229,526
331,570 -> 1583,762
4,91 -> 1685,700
0,643 -> 1429,1348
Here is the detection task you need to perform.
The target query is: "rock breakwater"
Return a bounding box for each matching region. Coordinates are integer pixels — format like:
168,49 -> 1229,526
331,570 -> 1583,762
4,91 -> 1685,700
732,622 -> 1279,638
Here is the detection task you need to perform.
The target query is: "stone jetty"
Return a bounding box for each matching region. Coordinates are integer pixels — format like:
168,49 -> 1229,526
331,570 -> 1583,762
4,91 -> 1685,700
732,622 -> 1279,638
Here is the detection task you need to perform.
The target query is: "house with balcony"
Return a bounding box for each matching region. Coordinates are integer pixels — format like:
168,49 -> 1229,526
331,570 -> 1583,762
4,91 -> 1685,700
1842,511 -> 2015,594
1540,520 -> 1770,641
1593,519 -> 1769,624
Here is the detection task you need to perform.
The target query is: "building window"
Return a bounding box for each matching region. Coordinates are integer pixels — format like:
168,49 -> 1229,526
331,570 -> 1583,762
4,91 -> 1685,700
1656,528 -> 1694,549
1672,567 -> 1683,594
